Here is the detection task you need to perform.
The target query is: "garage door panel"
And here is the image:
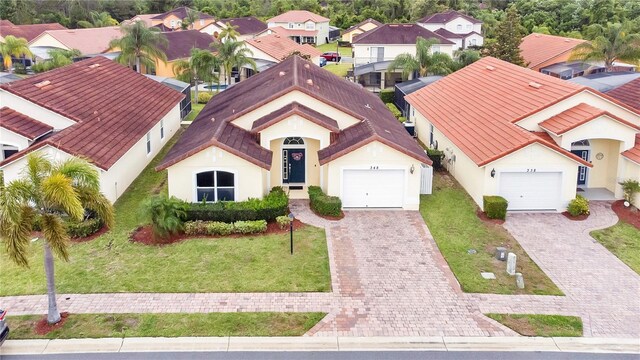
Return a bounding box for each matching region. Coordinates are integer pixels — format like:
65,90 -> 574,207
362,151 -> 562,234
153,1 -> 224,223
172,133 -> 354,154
499,172 -> 561,211
343,169 -> 404,208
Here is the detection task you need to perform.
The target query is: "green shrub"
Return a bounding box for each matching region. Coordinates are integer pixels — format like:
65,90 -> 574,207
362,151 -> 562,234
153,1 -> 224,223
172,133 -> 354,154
140,195 -> 189,239
483,196 -> 508,220
185,187 -> 288,222
620,179 -> 640,204
567,195 -> 589,216
184,220 -> 266,236
379,89 -> 394,103
184,220 -> 207,235
426,148 -> 445,170
386,102 -> 402,119
66,218 -> 103,238
197,92 -> 213,103
233,220 -> 267,234
308,186 -> 342,217
207,221 -> 234,236
276,215 -> 291,230
398,116 -> 407,123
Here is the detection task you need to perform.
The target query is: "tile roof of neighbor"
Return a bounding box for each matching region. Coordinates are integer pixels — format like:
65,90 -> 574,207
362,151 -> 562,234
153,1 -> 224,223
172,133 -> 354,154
259,26 -> 318,37
0,107 -> 53,140
519,33 -> 588,69
352,24 -> 454,45
122,14 -> 160,27
267,10 -> 329,23
621,134 -> 640,164
151,7 -> 214,20
162,30 -> 216,61
405,56 -> 594,167
246,34 -> 322,61
419,10 -> 482,24
607,77 -> 640,111
219,16 -> 267,35
0,22 -> 67,42
32,27 -> 122,55
157,55 -> 430,170
343,18 -> 382,34
539,103 -> 640,135
0,57 -> 183,170
251,101 -> 340,132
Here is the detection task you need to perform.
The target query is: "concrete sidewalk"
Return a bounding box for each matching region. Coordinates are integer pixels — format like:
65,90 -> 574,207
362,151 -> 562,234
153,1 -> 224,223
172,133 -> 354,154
1,337 -> 638,355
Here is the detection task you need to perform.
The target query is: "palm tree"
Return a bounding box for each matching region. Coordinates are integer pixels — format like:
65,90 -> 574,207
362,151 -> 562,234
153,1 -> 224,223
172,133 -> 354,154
77,11 -> 119,28
183,8 -> 200,30
218,23 -> 240,42
570,22 -> 640,72
389,36 -> 454,78
33,49 -> 81,73
140,195 -> 188,240
173,48 -> 219,103
217,39 -> 256,86
0,35 -> 33,73
109,21 -> 168,73
453,49 -> 481,70
0,153 -> 114,324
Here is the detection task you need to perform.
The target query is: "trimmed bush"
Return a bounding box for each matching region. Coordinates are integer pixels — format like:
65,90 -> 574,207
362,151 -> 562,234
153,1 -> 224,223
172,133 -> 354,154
483,196 -> 508,220
197,92 -> 213,103
233,220 -> 268,234
308,186 -> 342,217
386,102 -> 402,119
276,215 -> 290,230
567,195 -> 589,216
379,89 -> 394,103
207,221 -> 234,236
66,218 -> 103,238
183,220 -> 266,236
398,116 -> 407,123
426,148 -> 445,170
185,187 -> 288,222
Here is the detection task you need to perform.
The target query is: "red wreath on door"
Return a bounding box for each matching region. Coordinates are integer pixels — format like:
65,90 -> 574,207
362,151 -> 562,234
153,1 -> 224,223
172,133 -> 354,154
291,152 -> 304,161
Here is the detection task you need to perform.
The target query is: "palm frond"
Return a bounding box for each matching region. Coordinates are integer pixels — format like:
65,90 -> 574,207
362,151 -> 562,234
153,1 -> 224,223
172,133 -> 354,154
54,157 -> 100,191
0,204 -> 33,268
40,214 -> 70,262
77,186 -> 115,229
24,152 -> 52,188
41,173 -> 84,221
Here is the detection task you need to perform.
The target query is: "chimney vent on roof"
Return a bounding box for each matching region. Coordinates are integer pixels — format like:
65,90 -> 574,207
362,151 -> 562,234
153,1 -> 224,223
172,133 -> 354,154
34,80 -> 51,88
306,79 -> 313,86
279,71 -> 286,76
486,65 -> 495,71
365,104 -> 371,109
89,63 -> 100,69
528,81 -> 542,89
304,63 -> 310,69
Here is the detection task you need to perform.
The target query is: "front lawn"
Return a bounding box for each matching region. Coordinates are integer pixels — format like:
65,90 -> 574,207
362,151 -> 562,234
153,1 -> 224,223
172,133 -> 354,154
420,172 -> 562,295
316,42 -> 351,57
486,314 -> 583,337
591,221 -> 640,275
0,130 -> 331,295
323,63 -> 351,77
8,312 -> 326,339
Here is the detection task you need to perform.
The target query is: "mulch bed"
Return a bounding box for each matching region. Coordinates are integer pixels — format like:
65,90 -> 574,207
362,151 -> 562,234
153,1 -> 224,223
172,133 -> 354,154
476,210 -> 505,225
612,200 -> 640,230
130,219 -> 306,246
561,211 -> 590,221
34,312 -> 69,335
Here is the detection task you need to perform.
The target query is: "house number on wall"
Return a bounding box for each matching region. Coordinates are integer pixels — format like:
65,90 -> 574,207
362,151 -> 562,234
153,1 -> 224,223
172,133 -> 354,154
370,166 -> 379,170
526,168 -> 537,172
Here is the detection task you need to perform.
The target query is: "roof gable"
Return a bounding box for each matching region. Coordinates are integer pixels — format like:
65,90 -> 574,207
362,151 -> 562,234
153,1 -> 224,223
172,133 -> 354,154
519,33 -> 587,69
267,10 -> 329,23
32,27 -> 122,55
539,103 -> 640,135
251,102 -> 340,132
219,16 -> 267,35
151,7 -> 214,20
0,107 -> 53,140
352,24 -> 454,45
419,10 -> 482,25
246,34 -> 322,61
0,22 -> 66,42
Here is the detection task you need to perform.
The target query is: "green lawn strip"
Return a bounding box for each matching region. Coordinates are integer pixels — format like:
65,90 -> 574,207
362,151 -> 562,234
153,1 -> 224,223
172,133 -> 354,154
323,64 -> 351,77
486,314 -> 583,337
591,221 -> 640,275
420,173 -> 562,295
0,129 -> 331,295
184,101 -> 205,122
7,312 -> 327,339
316,42 -> 351,57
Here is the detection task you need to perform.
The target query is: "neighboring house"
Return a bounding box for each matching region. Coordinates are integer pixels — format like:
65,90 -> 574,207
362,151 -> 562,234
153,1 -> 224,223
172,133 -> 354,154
244,34 -> 323,76
266,10 -> 330,45
154,30 -> 216,77
569,71 -> 640,93
122,13 -> 160,27
416,10 -> 483,50
0,72 -> 22,84
0,21 -> 66,42
394,76 -> 443,117
351,24 -> 455,92
28,26 -> 122,60
406,56 -> 640,212
145,74 -> 192,119
0,57 -> 184,202
157,55 -> 432,210
203,16 -> 268,40
341,18 -> 382,43
150,7 -> 216,32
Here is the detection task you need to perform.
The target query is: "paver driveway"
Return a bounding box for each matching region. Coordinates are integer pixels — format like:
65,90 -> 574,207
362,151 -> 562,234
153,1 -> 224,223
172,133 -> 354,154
469,202 -> 640,338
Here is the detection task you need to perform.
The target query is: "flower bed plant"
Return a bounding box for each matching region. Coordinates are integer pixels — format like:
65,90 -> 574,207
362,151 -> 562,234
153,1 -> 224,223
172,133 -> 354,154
184,220 -> 267,236
185,187 -> 288,222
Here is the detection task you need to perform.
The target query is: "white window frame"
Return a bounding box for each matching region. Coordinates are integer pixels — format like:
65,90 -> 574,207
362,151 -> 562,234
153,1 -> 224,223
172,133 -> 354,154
305,22 -> 314,30
288,22 -> 294,29
170,20 -> 176,28
146,132 -> 151,155
456,24 -> 463,31
193,169 -> 237,202
199,19 -> 204,25
160,119 -> 165,140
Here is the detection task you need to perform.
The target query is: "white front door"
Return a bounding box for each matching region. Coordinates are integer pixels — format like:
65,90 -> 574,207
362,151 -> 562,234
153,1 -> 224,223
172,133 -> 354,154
342,169 -> 404,208
499,172 -> 562,211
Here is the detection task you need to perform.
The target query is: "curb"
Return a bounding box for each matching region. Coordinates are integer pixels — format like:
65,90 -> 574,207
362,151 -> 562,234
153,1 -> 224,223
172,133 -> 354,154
1,336 -> 639,355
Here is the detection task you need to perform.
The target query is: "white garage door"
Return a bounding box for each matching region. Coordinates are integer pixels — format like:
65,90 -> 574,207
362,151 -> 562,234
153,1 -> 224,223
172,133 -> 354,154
342,169 -> 404,208
499,172 -> 562,211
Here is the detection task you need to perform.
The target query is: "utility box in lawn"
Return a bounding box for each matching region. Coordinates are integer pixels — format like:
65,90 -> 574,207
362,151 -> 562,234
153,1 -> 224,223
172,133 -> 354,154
495,247 -> 507,261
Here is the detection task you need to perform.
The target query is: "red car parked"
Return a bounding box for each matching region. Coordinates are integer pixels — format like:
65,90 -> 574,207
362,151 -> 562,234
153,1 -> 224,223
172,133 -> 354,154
321,51 -> 341,62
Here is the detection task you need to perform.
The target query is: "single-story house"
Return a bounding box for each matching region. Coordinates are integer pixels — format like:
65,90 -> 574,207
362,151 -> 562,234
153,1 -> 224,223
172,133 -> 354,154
28,26 -> 122,60
157,55 -> 432,210
0,57 -> 184,202
244,34 -> 323,75
204,16 -> 268,40
394,76 -> 443,117
341,18 -> 381,43
520,33 -> 588,72
0,20 -> 66,42
406,56 -> 640,211
150,7 -> 216,32
155,30 -> 216,77
122,13 -> 160,27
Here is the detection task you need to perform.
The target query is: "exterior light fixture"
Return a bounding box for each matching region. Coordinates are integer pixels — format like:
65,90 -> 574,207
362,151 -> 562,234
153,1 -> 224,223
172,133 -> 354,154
490,169 -> 496,178
410,164 -> 415,174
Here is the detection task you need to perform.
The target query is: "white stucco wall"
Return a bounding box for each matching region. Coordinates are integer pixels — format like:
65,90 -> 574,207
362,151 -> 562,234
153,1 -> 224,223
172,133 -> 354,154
268,21 -> 329,45
0,91 -> 77,130
557,116 -> 637,151
353,43 -> 454,65
417,18 -> 481,35
0,128 -> 30,152
620,158 -> 640,207
28,33 -> 70,50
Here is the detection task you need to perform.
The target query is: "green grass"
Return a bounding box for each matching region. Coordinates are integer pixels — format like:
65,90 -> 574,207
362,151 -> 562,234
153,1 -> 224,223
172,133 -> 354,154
316,42 -> 351,57
486,314 -> 583,337
184,101 -> 204,122
0,130 -> 331,295
323,63 -> 351,77
591,221 -> 640,274
420,172 -> 563,295
7,312 -> 326,339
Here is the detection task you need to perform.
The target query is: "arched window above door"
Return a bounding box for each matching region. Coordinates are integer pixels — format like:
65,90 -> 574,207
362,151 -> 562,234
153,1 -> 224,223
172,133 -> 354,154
284,137 -> 304,145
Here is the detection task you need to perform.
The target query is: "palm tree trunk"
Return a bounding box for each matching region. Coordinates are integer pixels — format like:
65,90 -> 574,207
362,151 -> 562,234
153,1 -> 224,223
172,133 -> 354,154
44,241 -> 61,324
136,57 -> 141,73
194,75 -> 199,104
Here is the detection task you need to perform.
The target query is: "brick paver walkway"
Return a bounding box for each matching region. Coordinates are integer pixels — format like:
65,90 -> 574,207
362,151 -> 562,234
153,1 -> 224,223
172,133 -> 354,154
467,202 -> 640,338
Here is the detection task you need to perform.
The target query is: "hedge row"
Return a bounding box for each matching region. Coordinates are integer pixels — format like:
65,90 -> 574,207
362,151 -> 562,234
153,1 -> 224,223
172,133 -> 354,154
426,148 -> 445,170
379,89 -> 394,103
184,220 -> 267,236
483,196 -> 508,220
33,216 -> 103,238
308,186 -> 342,217
185,187 -> 288,222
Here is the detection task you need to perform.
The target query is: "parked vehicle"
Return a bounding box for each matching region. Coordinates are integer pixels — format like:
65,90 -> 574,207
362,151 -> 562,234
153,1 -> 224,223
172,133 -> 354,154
0,309 -> 9,347
319,57 -> 327,67
321,51 -> 341,62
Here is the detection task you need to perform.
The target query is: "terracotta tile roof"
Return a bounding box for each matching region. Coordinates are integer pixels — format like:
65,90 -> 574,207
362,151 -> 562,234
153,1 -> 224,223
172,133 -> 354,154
622,134 -> 640,164
607,78 -> 640,111
219,16 -> 267,35
246,34 -> 322,61
158,55 -> 430,170
251,102 -> 339,132
352,24 -> 454,45
122,14 -> 159,27
267,10 -> 329,23
0,22 -> 66,42
343,18 -> 382,34
0,107 -> 53,140
0,57 -> 183,170
259,26 -> 318,38
32,27 -> 122,55
405,56 -> 592,167
539,103 -> 640,135
151,7 -> 214,20
162,30 -> 215,61
419,10 -> 482,24
519,33 -> 587,69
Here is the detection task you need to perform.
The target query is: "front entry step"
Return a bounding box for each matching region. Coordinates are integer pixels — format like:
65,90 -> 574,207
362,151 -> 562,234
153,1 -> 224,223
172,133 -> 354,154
284,186 -> 308,199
